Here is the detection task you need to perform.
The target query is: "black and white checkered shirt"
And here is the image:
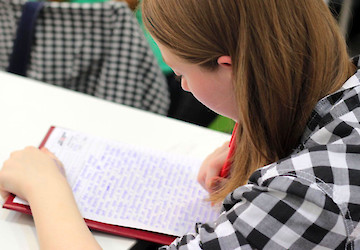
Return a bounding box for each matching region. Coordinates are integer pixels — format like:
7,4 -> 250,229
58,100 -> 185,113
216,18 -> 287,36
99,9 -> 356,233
163,58 -> 360,249
0,0 -> 170,115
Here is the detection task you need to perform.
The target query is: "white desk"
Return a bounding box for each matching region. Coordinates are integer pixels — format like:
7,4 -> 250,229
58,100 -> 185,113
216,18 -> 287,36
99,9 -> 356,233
0,71 -> 230,249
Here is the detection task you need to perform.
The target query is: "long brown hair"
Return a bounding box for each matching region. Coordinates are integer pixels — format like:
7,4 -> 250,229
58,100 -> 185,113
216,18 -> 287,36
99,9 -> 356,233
143,0 -> 356,203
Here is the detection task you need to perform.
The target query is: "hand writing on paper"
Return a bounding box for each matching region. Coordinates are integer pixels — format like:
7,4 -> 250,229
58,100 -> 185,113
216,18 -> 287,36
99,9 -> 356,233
0,146 -> 65,201
197,141 -> 230,193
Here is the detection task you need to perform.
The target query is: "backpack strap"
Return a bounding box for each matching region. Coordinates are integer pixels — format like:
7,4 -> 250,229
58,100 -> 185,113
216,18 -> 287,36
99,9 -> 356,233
7,1 -> 45,76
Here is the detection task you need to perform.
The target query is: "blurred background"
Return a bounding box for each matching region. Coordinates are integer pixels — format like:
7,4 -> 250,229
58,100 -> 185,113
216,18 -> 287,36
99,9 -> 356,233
327,0 -> 360,56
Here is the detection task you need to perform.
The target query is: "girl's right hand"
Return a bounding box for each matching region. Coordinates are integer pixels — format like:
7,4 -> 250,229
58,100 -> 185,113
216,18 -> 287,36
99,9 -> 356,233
0,146 -> 66,202
197,141 -> 230,193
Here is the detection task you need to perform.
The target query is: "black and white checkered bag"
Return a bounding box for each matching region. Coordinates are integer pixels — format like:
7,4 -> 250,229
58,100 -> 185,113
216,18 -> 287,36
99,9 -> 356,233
0,0 -> 170,115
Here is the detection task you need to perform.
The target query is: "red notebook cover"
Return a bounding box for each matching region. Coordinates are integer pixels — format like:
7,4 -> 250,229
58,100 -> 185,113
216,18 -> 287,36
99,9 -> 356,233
3,126 -> 176,245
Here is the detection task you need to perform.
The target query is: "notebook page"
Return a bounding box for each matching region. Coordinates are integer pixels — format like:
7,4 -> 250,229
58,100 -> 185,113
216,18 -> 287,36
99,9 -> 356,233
40,127 -> 219,236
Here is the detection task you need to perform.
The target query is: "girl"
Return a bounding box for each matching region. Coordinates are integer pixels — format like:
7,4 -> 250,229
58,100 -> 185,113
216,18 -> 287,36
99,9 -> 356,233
1,0 -> 360,249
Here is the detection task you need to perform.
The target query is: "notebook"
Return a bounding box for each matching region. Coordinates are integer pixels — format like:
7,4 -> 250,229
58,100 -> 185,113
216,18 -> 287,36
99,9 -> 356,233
3,126 -> 220,245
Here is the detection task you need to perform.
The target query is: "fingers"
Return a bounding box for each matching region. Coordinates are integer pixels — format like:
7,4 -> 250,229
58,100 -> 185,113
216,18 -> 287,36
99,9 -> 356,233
198,159 -> 222,191
0,146 -> 67,200
40,147 -> 56,159
204,167 -> 222,191
0,189 -> 9,201
41,148 -> 66,177
0,167 -> 11,201
208,176 -> 225,193
41,148 -> 62,167
197,141 -> 231,192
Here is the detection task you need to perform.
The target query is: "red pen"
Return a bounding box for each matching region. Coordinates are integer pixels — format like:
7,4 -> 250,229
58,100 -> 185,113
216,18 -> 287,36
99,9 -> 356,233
219,123 -> 238,178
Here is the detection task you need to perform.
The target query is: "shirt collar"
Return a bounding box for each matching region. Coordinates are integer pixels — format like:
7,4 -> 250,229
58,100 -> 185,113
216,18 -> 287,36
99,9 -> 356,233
299,56 -> 360,145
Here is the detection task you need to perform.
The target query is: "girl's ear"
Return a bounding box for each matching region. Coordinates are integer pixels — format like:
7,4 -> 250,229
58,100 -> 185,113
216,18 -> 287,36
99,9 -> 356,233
217,56 -> 232,68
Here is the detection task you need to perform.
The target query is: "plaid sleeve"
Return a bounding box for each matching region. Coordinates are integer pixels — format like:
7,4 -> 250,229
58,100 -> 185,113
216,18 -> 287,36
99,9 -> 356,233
160,173 -> 347,249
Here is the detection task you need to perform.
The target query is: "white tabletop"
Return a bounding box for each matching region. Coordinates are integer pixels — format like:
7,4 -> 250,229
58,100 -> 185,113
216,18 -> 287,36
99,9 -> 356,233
0,71 -> 230,250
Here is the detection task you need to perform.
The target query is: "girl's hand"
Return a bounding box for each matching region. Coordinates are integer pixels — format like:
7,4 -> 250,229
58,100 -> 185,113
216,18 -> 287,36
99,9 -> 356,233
0,146 -> 102,249
0,146 -> 65,201
197,141 -> 229,193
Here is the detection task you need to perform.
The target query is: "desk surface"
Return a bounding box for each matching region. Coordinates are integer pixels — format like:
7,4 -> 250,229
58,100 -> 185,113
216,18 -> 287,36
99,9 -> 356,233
0,71 -> 230,249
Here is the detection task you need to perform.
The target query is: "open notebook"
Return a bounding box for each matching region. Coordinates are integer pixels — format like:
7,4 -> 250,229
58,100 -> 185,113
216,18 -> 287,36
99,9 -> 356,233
3,126 -> 220,245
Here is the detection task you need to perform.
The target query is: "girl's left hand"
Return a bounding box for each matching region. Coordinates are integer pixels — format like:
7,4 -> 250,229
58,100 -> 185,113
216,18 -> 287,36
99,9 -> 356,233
0,146 -> 66,201
0,147 -> 102,249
